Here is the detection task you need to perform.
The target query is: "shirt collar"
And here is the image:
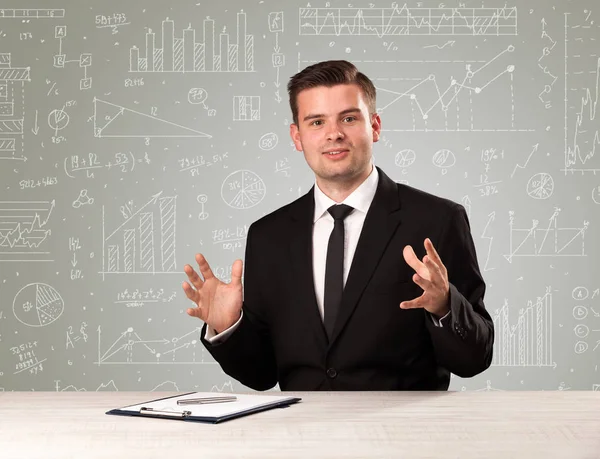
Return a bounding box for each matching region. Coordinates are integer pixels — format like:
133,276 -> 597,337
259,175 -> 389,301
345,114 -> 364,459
313,164 -> 379,223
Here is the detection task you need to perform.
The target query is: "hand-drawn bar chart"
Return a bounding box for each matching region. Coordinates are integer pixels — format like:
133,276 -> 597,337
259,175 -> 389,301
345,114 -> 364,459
129,11 -> 254,73
102,192 -> 178,277
299,6 -> 518,36
492,287 -> 554,367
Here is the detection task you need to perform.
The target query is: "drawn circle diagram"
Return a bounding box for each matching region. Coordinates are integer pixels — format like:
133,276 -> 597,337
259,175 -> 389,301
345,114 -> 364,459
592,186 -> 600,205
221,170 -> 266,209
188,88 -> 208,105
13,283 -> 64,327
394,149 -> 416,168
572,286 -> 589,300
259,132 -> 278,151
527,173 -> 554,199
48,109 -> 69,131
574,324 -> 589,339
432,149 -> 456,168
573,305 -> 588,320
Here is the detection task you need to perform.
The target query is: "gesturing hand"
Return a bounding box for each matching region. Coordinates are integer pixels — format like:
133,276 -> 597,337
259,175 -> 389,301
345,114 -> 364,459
400,238 -> 450,318
182,254 -> 244,334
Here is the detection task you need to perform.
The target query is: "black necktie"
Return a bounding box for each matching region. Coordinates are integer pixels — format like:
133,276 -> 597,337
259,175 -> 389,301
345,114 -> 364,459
324,204 -> 354,340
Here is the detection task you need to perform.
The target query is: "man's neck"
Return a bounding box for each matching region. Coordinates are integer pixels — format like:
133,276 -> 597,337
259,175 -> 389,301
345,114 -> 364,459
317,165 -> 372,203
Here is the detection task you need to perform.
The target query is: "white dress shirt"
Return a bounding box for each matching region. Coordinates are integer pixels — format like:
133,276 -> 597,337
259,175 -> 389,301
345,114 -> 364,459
205,165 -> 449,343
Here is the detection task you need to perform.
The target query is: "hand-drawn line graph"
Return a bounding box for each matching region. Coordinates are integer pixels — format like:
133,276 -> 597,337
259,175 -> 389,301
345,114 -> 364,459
101,192 -> 178,278
492,286 -> 554,368
0,200 -> 54,262
373,46 -> 533,132
0,9 -> 64,19
54,379 -> 119,391
95,326 -> 214,364
504,208 -> 589,263
129,11 -> 254,73
13,282 -> 64,327
563,12 -> 600,173
0,53 -> 30,162
221,170 -> 266,209
93,98 -> 211,138
299,6 -> 518,37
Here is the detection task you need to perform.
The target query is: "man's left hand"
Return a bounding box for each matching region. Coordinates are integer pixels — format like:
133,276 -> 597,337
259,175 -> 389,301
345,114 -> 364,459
400,238 -> 450,318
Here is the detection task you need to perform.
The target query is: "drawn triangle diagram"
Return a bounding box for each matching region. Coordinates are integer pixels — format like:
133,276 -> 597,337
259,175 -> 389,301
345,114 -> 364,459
93,98 -> 211,138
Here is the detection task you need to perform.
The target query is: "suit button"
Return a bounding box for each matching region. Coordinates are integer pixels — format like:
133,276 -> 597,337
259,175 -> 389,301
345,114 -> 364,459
326,368 -> 337,378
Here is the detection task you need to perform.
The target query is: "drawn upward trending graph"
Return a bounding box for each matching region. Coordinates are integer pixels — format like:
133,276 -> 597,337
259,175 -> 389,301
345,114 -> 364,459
129,11 -> 254,73
375,46 -> 533,132
299,6 -> 518,36
101,192 -> 178,279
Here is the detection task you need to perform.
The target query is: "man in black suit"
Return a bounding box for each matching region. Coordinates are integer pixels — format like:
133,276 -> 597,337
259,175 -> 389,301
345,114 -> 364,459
183,60 -> 494,391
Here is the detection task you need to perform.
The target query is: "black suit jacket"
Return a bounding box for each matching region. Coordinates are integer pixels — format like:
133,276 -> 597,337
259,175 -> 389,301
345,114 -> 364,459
201,167 -> 494,391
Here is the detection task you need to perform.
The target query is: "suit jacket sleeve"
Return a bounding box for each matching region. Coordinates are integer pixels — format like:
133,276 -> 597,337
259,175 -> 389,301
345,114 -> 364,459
425,203 -> 495,378
200,223 -> 279,391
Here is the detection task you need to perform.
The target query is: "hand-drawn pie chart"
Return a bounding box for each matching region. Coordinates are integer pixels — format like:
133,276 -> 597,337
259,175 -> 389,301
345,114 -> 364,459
13,283 -> 64,327
221,170 -> 266,209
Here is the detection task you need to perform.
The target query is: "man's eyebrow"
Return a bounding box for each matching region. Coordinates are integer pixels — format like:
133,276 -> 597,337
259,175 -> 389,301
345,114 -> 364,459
302,107 -> 361,122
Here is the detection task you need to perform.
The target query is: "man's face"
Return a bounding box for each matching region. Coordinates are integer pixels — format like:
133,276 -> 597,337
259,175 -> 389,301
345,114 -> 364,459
290,83 -> 381,186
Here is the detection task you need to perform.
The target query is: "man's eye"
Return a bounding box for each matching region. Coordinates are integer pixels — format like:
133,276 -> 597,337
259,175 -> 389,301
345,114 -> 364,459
311,120 -> 322,126
343,116 -> 356,122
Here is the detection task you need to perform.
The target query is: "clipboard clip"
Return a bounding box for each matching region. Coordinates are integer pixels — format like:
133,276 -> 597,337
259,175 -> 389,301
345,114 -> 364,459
140,407 -> 192,418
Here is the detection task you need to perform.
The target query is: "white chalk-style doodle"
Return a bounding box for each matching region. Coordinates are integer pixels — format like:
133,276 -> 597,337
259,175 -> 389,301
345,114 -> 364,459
275,158 -> 290,177
152,381 -> 180,391
394,149 -> 416,169
114,288 -> 177,307
95,13 -> 130,35
66,322 -> 88,349
101,191 -> 178,277
93,97 -> 211,138
0,199 -> 54,262
504,208 -> 589,262
510,143 -> 539,178
188,88 -> 208,107
48,108 -> 69,137
53,26 -> 92,90
258,132 -> 278,151
432,148 -> 455,174
13,282 -> 64,327
233,95 -> 260,121
526,173 -> 554,200
197,194 -> 209,220
129,11 -> 254,73
269,12 -> 285,103
538,18 -> 558,109
54,380 -> 119,391
592,186 -> 600,204
95,326 -> 213,365
480,211 -> 495,272
11,340 -> 46,375
212,380 -> 235,392
0,9 -> 64,19
64,152 -> 150,178
221,170 -> 266,209
492,286 -> 555,368
299,6 -> 518,37
0,53 -> 30,162
366,46 -> 533,132
72,189 -> 94,208
563,12 -> 600,173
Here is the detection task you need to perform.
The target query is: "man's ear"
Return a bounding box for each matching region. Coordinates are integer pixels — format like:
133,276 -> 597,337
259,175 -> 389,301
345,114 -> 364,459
371,113 -> 382,143
290,123 -> 303,152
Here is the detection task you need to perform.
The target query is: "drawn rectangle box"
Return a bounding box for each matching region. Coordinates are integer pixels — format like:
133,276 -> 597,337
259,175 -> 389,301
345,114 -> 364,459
80,78 -> 92,90
80,53 -> 92,67
0,83 -> 7,100
272,52 -> 284,67
53,54 -> 65,68
0,102 -> 14,116
0,138 -> 15,152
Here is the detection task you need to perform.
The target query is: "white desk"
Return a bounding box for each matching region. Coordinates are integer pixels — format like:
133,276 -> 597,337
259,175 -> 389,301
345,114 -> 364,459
1,391 -> 599,458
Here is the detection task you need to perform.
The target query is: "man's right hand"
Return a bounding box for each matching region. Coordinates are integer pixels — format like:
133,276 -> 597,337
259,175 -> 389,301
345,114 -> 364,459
182,254 -> 243,334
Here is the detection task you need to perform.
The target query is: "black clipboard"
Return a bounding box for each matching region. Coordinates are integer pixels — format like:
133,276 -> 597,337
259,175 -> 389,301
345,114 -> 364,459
106,392 -> 302,424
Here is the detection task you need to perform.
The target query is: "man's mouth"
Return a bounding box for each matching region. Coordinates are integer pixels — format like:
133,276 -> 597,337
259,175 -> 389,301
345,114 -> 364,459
322,149 -> 348,156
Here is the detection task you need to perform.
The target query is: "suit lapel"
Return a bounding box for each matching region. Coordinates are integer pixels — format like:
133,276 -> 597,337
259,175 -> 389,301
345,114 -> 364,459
288,187 -> 329,348
329,167 -> 402,346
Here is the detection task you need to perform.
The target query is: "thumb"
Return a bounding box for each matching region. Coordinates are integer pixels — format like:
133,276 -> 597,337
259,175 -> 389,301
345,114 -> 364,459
230,259 -> 243,285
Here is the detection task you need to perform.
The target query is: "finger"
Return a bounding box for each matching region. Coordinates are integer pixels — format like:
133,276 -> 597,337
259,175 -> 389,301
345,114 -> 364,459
422,255 -> 442,283
184,263 -> 204,290
181,280 -> 199,304
402,245 -> 424,273
411,272 -> 433,292
400,294 -> 424,309
425,238 -> 447,275
230,259 -> 243,286
196,253 -> 215,280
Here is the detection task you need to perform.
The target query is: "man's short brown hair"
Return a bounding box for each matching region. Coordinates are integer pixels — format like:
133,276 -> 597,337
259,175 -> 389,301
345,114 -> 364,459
287,60 -> 376,126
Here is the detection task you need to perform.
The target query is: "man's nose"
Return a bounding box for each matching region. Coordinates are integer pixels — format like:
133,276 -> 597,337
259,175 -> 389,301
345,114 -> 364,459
325,123 -> 345,141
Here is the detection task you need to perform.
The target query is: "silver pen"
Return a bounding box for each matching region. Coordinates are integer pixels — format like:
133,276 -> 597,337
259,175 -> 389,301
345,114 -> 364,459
177,395 -> 237,405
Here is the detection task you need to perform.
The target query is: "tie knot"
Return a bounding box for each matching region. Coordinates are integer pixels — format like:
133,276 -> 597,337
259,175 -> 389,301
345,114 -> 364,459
328,204 -> 354,221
